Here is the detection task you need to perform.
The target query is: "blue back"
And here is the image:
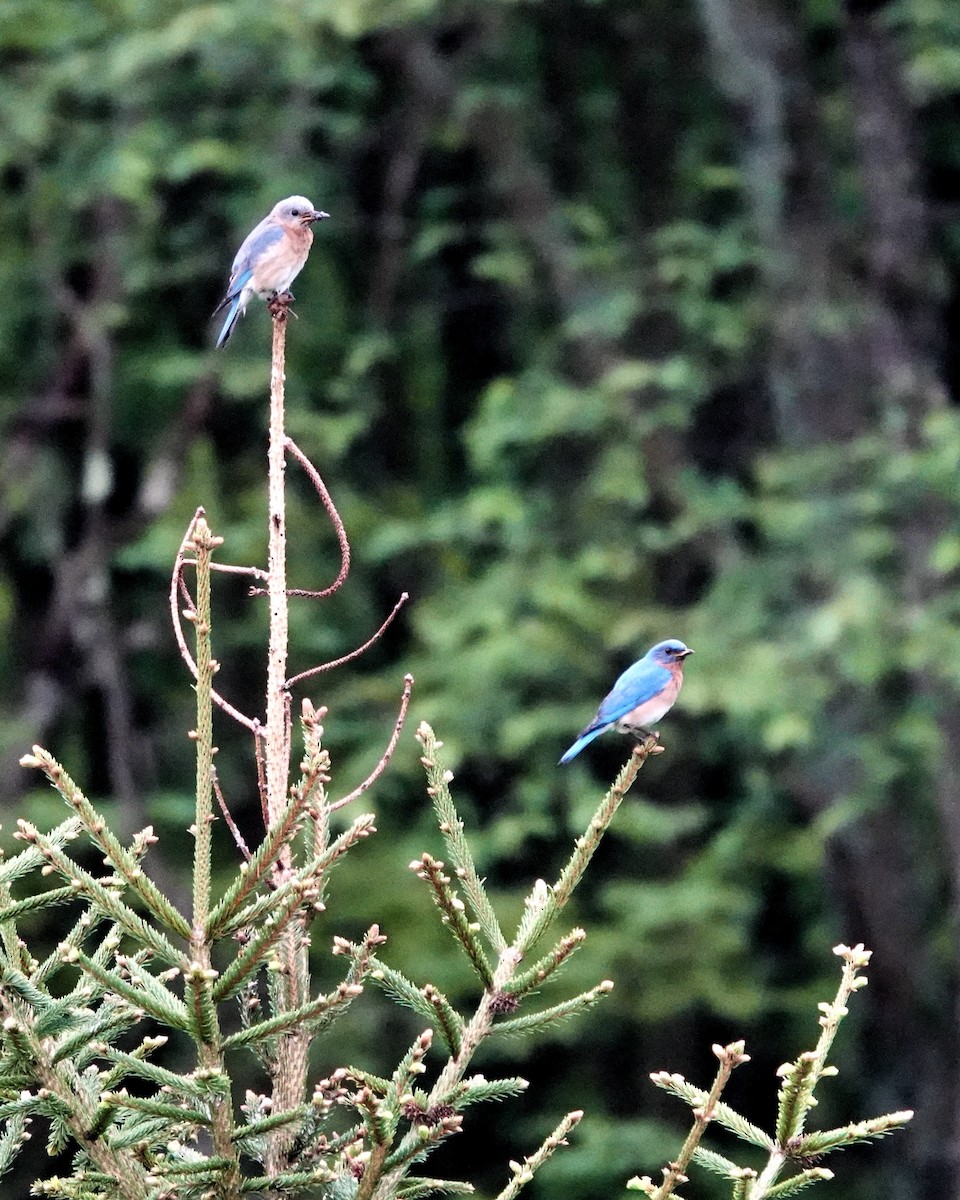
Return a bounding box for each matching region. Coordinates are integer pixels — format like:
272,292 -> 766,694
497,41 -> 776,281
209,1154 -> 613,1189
231,224 -> 285,281
595,654 -> 672,725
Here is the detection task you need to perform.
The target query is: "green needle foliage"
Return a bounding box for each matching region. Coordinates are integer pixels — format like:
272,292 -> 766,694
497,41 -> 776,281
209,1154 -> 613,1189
627,945 -> 913,1200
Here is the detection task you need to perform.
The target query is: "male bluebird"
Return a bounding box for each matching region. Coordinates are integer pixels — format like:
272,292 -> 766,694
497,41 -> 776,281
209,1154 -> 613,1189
214,195 -> 329,347
559,639 -> 694,764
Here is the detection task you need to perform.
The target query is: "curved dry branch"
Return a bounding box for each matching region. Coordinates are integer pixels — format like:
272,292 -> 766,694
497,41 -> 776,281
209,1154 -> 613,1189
169,508 -> 261,737
213,767 -> 251,861
285,593 -> 409,691
329,674 -> 414,813
246,436 -> 351,601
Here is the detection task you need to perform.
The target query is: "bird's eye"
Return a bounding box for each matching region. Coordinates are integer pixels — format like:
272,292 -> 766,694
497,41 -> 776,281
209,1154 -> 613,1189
291,208 -> 300,216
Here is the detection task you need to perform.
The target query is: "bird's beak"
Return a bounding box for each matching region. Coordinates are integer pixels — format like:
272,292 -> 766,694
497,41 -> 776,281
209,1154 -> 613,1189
306,210 -> 330,224
678,648 -> 694,658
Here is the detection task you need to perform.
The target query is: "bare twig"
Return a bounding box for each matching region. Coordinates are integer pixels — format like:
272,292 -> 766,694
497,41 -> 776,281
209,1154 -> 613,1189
184,562 -> 269,582
169,509 -> 260,736
286,593 -> 409,690
213,768 -> 252,861
329,674 -> 414,812
281,436 -> 351,598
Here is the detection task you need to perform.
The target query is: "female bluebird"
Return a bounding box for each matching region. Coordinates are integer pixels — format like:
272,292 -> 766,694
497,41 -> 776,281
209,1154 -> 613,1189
559,639 -> 694,764
214,195 -> 329,347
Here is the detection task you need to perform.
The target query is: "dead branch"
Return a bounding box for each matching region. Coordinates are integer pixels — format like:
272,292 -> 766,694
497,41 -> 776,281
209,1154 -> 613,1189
329,674 -> 414,812
170,508 -> 261,736
247,436 -> 351,600
285,593 -> 409,691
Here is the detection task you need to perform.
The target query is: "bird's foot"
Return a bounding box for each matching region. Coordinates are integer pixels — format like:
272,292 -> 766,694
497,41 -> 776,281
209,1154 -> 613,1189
635,729 -> 665,756
266,291 -> 296,317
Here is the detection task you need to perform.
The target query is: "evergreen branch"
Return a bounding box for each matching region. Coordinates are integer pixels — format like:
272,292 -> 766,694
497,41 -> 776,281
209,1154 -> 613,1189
222,977 -> 363,1049
491,980 -> 613,1037
505,928 -> 586,998
794,1110 -> 914,1156
107,1114 -> 170,1149
0,1004 -> 156,1191
649,1043 -> 756,1200
19,750 -> 191,941
452,1076 -> 528,1109
492,1109 -> 583,1200
774,1055 -> 818,1149
388,1030 -> 434,1107
0,886 -> 77,922
776,944 -> 872,1147
214,813 -> 377,939
747,945 -> 880,1198
101,1089 -> 211,1127
184,963 -> 220,1046
382,1114 -> 463,1172
421,983 -> 464,1056
516,742 -> 653,953
0,1093 -> 45,1121
55,999 -> 144,1068
650,1070 -> 773,1150
69,948 -> 191,1031
212,885 -> 315,1003
398,1179 -> 475,1198
0,1070 -> 35,1098
370,960 -> 444,1030
241,1167 -> 336,1191
0,818 -> 83,888
416,723 -> 505,952
188,516 -> 220,934
764,1169 -> 835,1197
148,1154 -> 237,1178
35,915 -> 119,991
732,1174 -> 756,1200
346,1068 -> 394,1094
690,1146 -> 741,1176
410,855 -> 493,987
356,1085 -> 395,1146
296,698 -> 331,810
15,824 -> 186,969
83,1095 -> 121,1142
99,1044 -> 219,1101
233,1103 -> 313,1143
1,963 -> 53,1011
205,789 -> 313,937
115,953 -> 181,1013
36,992 -> 103,1040
0,1109 -> 28,1180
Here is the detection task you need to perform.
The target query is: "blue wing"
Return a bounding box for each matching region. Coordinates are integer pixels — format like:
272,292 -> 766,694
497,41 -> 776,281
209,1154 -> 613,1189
231,223 -> 285,281
558,656 -> 670,764
594,658 -> 671,725
213,223 -> 286,318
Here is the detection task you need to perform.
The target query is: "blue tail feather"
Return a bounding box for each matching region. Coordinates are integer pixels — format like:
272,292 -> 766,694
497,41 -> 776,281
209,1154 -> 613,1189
215,298 -> 242,348
558,724 -> 607,765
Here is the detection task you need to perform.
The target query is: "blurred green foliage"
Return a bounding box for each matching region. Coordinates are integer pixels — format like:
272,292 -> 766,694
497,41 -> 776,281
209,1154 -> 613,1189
0,0 -> 958,1196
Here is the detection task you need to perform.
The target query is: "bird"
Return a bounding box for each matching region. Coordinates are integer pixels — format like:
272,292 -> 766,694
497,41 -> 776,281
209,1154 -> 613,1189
213,195 -> 329,347
559,639 -> 694,764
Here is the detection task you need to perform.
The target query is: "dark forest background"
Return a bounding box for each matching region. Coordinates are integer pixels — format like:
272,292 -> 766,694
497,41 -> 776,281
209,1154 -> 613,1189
1,0 -> 959,1195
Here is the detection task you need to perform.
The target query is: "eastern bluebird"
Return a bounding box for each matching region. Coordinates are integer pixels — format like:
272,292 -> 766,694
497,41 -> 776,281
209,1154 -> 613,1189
559,639 -> 694,764
214,195 -> 329,347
